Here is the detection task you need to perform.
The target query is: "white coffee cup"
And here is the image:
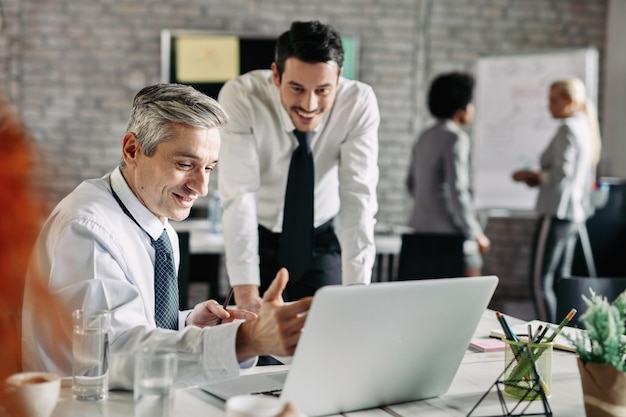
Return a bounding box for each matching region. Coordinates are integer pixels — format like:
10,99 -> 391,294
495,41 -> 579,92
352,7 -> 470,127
226,394 -> 285,417
2,371 -> 61,417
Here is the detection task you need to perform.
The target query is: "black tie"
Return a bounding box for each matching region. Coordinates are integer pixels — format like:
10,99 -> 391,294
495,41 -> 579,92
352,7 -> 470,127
278,130 -> 315,282
152,230 -> 179,330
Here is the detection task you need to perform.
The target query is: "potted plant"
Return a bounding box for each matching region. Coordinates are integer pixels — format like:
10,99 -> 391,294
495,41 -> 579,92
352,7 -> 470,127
567,289 -> 626,417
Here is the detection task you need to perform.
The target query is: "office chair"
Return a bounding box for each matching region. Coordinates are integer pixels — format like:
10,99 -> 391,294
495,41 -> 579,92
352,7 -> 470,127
556,275 -> 626,328
572,181 -> 626,277
177,231 -> 191,310
396,233 -> 466,280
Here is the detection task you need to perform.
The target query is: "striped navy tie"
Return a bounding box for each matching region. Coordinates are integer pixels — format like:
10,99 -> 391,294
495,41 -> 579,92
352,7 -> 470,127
152,230 -> 179,329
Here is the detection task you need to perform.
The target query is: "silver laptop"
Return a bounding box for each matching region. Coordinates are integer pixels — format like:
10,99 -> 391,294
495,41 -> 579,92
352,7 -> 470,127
202,276 -> 498,417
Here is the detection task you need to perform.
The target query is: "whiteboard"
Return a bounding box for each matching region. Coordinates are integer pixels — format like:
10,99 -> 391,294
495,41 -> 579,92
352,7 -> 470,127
472,48 -> 599,211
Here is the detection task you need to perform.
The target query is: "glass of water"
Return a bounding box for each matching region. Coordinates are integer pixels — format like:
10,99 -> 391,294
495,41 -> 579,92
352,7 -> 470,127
134,348 -> 178,417
72,309 -> 111,401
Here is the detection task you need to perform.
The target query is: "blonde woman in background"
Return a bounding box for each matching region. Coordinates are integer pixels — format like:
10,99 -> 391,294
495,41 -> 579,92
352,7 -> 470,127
512,77 -> 601,323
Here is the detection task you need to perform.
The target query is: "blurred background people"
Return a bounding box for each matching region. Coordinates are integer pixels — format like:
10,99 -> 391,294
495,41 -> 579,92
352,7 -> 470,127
406,72 -> 490,277
512,77 -> 601,322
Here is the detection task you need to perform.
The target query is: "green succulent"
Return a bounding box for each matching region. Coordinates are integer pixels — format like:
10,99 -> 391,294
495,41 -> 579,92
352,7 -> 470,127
567,289 -> 626,371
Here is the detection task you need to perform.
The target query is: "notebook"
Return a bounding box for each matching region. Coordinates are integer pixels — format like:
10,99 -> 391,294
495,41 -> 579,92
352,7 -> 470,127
202,275 -> 499,417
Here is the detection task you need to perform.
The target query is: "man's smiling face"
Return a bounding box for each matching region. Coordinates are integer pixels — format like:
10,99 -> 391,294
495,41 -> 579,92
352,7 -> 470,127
122,123 -> 221,223
272,57 -> 342,132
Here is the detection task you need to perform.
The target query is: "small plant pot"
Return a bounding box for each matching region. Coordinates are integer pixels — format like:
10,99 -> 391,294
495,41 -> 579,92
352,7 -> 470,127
577,358 -> 626,417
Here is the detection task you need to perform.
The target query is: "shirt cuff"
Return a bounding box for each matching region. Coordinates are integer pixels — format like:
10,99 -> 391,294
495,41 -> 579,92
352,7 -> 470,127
202,321 -> 258,382
342,261 -> 373,286
226,263 -> 261,287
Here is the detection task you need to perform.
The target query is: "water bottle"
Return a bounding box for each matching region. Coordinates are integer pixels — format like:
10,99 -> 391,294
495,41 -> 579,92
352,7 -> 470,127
207,190 -> 222,234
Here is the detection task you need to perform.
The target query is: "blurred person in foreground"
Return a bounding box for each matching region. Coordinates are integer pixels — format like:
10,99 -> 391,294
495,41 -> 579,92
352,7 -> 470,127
0,95 -> 67,412
21,83 -> 312,390
406,72 -> 490,277
513,77 -> 601,323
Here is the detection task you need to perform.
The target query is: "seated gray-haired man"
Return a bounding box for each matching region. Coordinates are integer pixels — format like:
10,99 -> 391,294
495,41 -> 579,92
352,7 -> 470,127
22,83 -> 312,388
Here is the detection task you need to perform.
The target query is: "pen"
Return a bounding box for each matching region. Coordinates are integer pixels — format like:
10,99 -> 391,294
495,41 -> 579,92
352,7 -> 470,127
496,311 -> 520,342
533,325 -> 543,343
216,287 -> 234,325
534,324 -> 550,343
544,308 -> 577,343
496,311 -> 527,364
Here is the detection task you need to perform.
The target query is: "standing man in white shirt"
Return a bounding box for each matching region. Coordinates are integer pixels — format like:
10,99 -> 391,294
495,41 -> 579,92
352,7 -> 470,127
218,21 -> 380,311
22,83 -> 312,389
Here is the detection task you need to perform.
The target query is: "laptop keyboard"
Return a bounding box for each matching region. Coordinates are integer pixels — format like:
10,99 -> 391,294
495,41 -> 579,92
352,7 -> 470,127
251,389 -> 282,397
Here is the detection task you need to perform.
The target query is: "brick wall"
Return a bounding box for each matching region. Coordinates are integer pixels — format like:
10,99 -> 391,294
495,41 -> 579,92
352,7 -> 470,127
1,0 -> 608,314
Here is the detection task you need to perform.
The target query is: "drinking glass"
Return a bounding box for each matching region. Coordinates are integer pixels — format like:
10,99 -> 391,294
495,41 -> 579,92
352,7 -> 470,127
72,309 -> 111,401
134,348 -> 178,417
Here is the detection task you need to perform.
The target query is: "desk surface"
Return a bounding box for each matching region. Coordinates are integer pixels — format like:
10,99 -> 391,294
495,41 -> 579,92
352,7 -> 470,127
172,219 -> 402,256
50,310 -> 585,417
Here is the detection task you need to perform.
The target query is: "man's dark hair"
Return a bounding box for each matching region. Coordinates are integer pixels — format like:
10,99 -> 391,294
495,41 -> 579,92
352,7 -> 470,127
427,72 -> 475,119
274,21 -> 344,78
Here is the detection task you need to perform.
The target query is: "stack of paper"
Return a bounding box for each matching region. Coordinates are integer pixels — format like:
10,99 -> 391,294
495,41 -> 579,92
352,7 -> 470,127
469,338 -> 506,352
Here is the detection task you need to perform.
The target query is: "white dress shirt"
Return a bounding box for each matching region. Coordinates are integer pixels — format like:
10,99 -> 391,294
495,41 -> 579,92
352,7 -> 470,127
22,167 -> 252,389
218,70 -> 380,287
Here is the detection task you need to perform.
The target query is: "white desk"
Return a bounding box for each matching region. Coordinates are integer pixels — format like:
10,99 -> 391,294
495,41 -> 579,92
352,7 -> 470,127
50,310 -> 585,417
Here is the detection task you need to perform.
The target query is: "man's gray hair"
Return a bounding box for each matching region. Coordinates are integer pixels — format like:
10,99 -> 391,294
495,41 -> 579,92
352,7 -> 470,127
122,83 -> 229,163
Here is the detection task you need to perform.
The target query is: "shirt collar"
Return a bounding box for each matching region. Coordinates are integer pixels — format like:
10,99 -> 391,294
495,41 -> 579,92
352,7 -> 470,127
110,167 -> 168,241
440,118 -> 464,134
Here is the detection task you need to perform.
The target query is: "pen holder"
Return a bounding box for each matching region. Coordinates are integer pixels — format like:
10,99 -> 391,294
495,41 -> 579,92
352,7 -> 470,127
502,337 -> 553,401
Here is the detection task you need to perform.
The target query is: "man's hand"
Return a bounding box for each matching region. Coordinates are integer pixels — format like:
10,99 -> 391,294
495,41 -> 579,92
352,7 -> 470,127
235,268 -> 313,362
185,299 -> 257,327
233,284 -> 264,314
